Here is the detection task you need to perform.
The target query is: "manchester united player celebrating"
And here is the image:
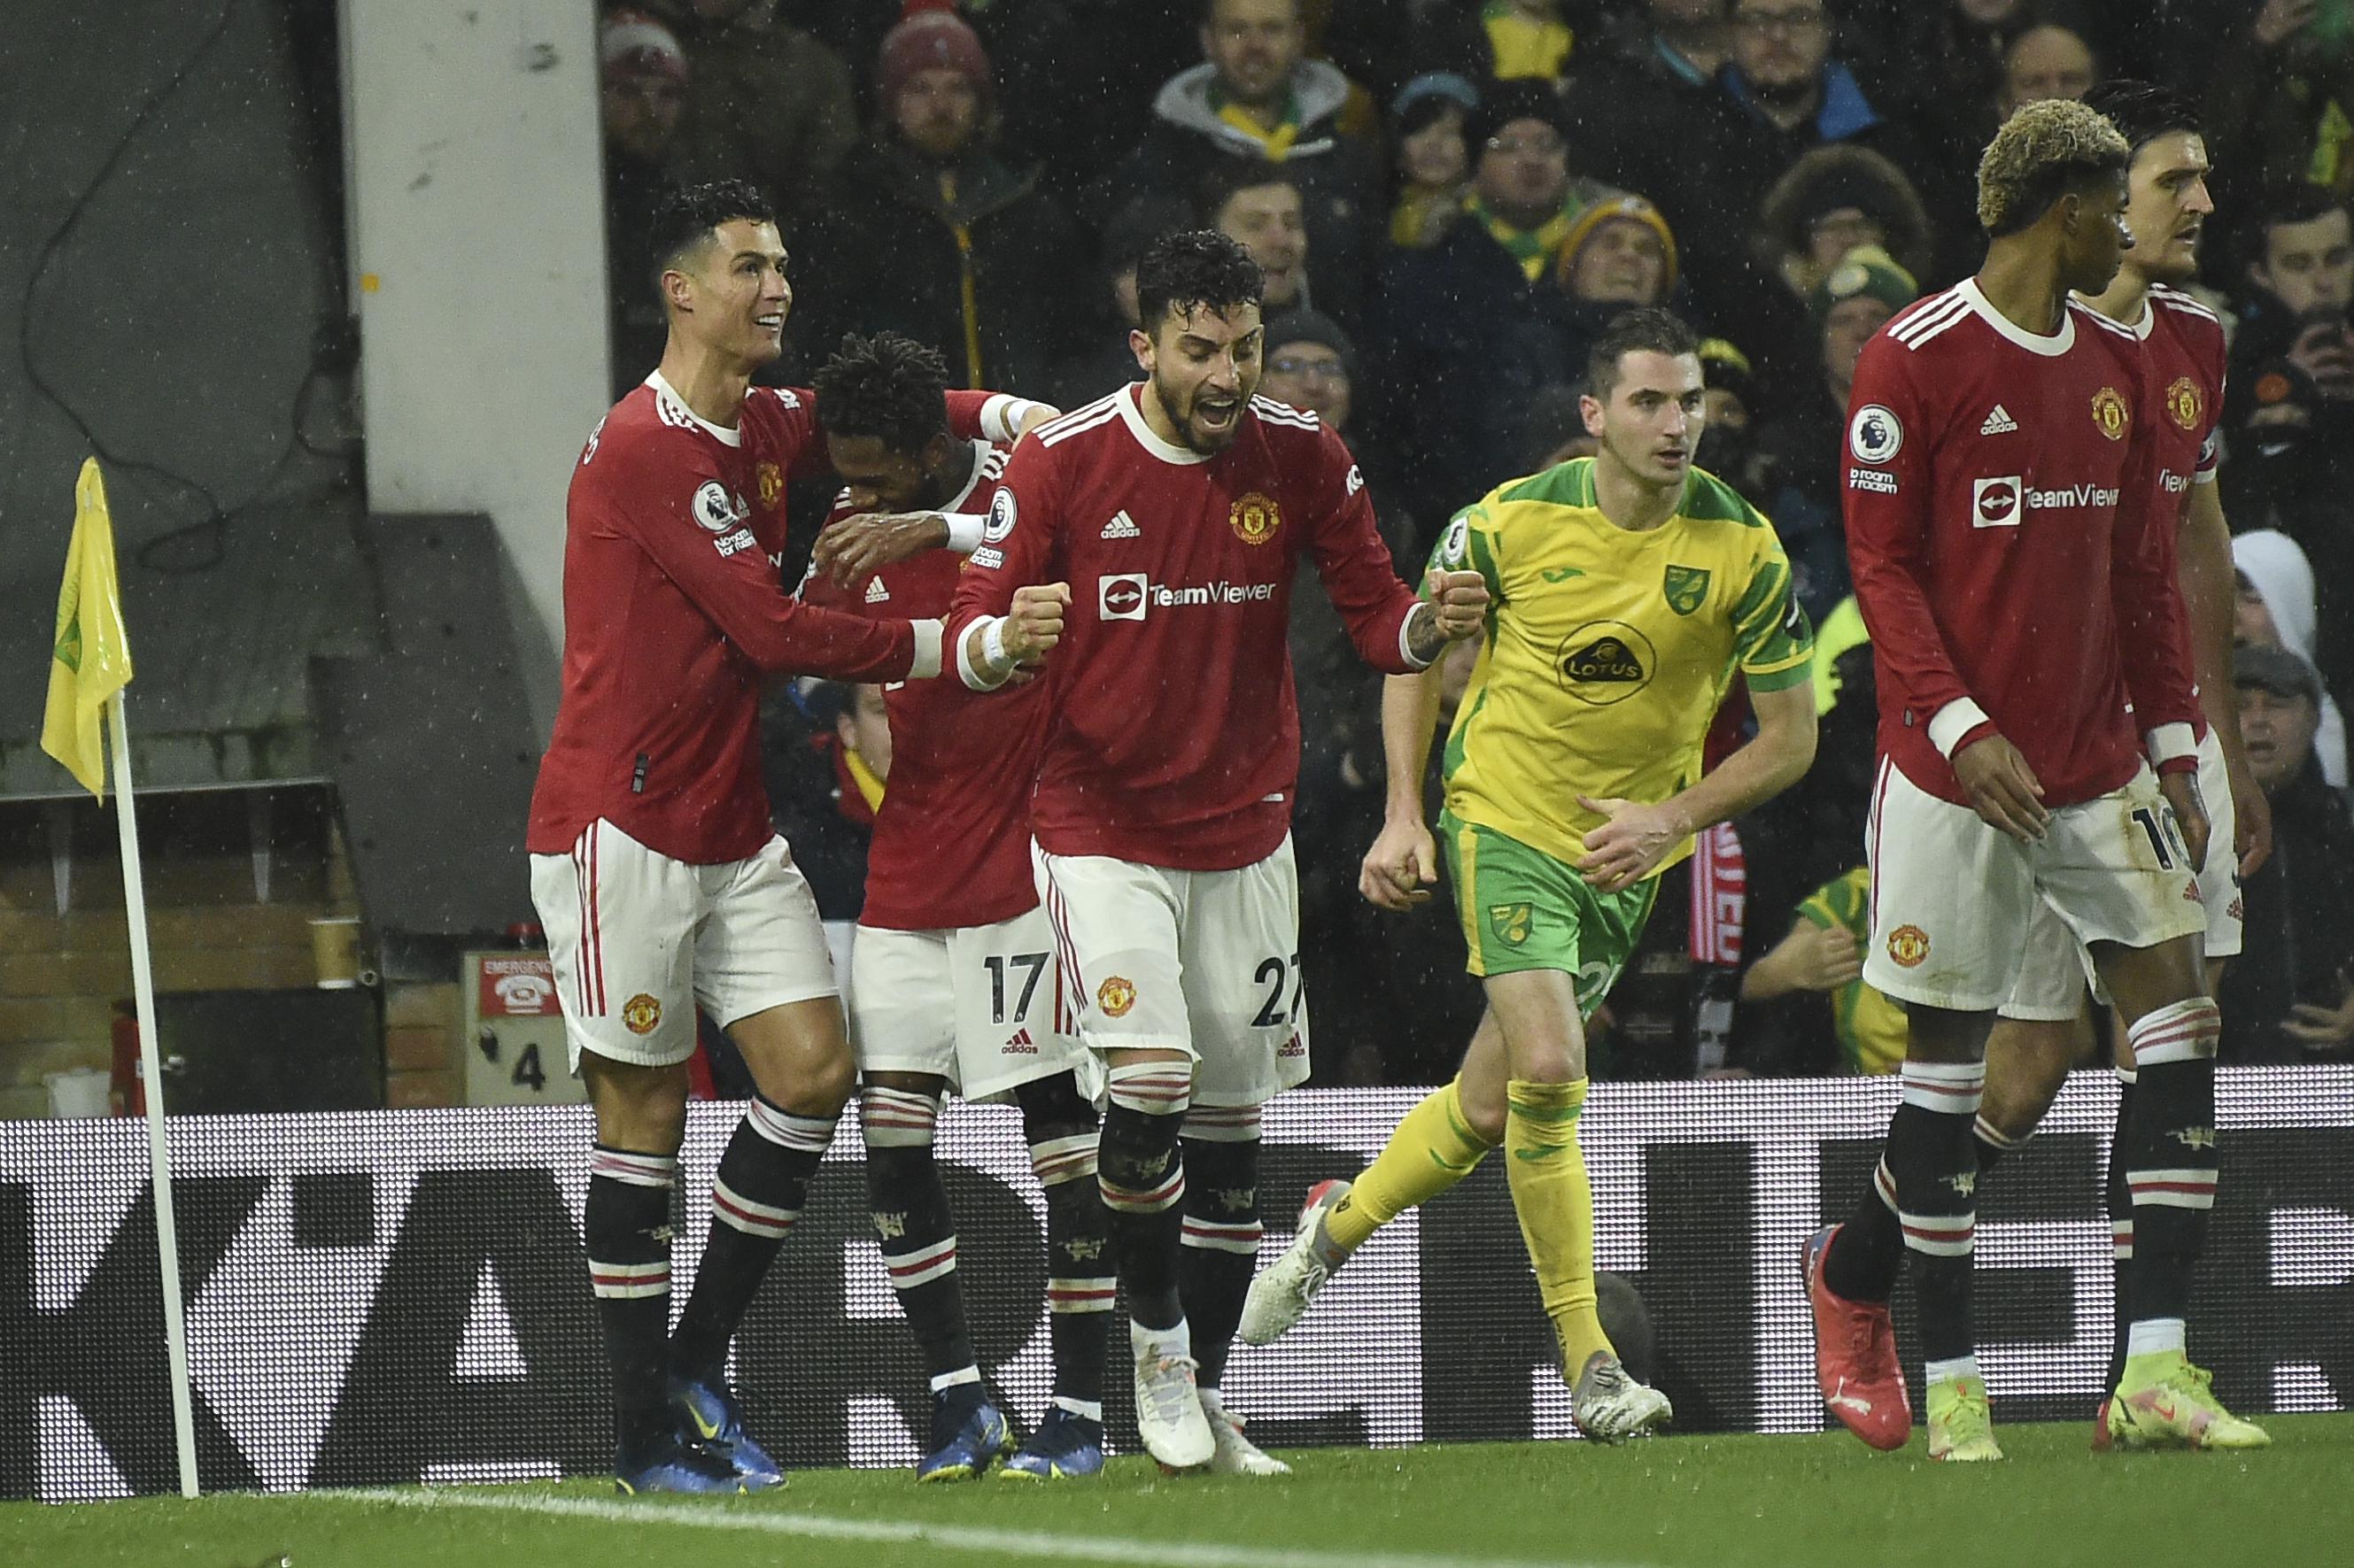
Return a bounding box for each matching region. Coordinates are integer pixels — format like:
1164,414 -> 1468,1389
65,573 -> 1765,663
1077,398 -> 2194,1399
1802,103 -> 2263,1463
948,230 -> 1488,1471
1961,81 -> 2274,1454
801,331 -> 1113,1483
526,182 -> 1063,1494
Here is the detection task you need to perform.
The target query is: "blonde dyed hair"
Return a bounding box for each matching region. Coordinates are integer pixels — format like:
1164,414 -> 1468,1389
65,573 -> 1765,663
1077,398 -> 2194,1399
1976,99 -> 2130,235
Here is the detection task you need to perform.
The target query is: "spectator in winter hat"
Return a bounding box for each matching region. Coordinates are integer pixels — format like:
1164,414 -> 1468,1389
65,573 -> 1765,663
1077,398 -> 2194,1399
790,3 -> 1088,396
1389,73 -> 1478,248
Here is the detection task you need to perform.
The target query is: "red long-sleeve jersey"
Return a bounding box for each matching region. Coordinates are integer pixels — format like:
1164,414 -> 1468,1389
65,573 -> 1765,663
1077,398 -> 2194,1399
527,377 -> 1008,862
1842,281 -> 2200,809
804,440 -> 1046,930
949,386 -> 1426,871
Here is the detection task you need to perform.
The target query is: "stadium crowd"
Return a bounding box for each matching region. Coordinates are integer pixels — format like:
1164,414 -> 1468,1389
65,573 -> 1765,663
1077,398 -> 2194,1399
594,0 -> 2354,1085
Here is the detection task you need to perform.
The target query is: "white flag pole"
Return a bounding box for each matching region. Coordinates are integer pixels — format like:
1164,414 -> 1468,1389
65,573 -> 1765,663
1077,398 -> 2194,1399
108,688 -> 198,1498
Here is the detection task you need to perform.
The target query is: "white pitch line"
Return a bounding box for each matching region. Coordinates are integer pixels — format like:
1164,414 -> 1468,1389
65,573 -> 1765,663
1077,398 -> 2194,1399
351,1484 -> 1649,1568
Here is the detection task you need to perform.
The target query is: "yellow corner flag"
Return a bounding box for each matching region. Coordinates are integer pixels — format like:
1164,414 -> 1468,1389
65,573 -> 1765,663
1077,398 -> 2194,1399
40,458 -> 136,798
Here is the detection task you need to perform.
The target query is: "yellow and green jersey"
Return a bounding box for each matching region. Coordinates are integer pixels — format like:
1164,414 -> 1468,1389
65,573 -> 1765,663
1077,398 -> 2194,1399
1796,867 -> 1907,1076
1428,458 -> 1812,877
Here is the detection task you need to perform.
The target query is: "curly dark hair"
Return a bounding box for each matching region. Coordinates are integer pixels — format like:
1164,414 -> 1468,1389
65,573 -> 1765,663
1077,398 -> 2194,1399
1978,99 -> 2129,236
2080,79 -> 2200,155
1585,306 -> 1700,398
812,331 -> 950,456
1134,228 -> 1264,332
648,178 -> 775,298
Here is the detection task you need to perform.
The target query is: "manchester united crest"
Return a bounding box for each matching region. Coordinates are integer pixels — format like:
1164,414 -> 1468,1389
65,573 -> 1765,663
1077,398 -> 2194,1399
1097,976 -> 1137,1018
1229,491 -> 1282,546
2165,376 -> 2203,431
1886,925 -> 1930,969
757,460 -> 784,508
623,993 -> 663,1035
2091,386 -> 2130,441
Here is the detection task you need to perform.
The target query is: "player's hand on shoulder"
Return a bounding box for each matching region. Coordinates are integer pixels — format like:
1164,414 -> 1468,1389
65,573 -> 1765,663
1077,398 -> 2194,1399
1359,816 -> 1438,912
1003,583 -> 1072,665
813,511 -> 949,588
1424,568 -> 1490,641
1576,795 -> 1688,893
1951,735 -> 2048,842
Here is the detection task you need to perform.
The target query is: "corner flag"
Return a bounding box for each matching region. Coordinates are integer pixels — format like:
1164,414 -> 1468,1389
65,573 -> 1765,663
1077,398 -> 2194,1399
41,458 -> 136,797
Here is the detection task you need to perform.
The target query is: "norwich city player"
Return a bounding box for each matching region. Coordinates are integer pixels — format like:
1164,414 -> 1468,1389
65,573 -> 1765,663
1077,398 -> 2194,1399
1241,307 -> 1818,1440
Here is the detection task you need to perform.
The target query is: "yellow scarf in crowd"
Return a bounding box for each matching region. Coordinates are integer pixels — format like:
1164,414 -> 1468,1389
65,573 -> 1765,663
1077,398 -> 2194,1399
1470,195 -> 1578,283
1214,88 -> 1304,161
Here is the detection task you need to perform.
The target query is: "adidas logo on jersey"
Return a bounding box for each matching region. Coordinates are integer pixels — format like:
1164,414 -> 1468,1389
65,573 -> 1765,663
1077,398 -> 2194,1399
1101,510 -> 1141,539
1003,1029 -> 1038,1054
864,577 -> 890,604
1979,405 -> 2019,435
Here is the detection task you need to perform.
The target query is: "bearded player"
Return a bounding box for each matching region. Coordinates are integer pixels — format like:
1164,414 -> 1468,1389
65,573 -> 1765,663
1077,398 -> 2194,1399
947,229 -> 1489,1471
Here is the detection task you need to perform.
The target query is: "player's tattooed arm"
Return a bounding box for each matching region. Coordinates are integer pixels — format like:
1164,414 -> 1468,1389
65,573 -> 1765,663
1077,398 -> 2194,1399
1405,569 -> 1490,664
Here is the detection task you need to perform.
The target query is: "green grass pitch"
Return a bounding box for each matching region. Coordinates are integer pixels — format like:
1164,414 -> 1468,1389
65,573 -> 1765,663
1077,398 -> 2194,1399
8,1417 -> 2349,1568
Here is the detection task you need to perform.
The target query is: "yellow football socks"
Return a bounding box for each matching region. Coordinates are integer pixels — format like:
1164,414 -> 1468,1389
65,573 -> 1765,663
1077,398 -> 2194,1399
1325,1077 -> 1497,1252
1504,1078 -> 1614,1374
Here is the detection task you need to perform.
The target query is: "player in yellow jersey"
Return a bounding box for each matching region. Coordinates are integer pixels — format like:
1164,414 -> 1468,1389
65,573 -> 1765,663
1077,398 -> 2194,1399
1242,308 -> 1819,1440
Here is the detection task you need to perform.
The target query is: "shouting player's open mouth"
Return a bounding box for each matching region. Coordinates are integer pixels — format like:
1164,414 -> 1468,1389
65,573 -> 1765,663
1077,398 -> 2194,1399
1192,393 -> 1242,438
754,311 -> 786,344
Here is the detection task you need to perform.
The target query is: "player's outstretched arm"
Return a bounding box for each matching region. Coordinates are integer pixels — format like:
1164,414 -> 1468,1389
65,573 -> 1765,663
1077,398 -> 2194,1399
1360,665 -> 1449,912
1577,678 -> 1819,893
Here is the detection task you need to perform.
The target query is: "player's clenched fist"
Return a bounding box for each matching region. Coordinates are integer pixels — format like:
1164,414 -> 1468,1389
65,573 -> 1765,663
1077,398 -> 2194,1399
1003,582 -> 1071,663
1359,815 -> 1439,912
1426,569 -> 1490,640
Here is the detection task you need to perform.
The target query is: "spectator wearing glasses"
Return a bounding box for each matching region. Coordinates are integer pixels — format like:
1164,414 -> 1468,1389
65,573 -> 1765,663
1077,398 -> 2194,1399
1713,0 -> 1924,221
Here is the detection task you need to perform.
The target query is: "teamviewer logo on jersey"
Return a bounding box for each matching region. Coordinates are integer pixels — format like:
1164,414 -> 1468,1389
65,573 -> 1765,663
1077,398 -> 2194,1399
1971,475 -> 2023,529
1099,572 -> 1149,621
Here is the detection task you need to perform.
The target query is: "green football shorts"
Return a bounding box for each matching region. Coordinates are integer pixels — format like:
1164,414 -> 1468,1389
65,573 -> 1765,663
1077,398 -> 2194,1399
1439,808 -> 1660,1019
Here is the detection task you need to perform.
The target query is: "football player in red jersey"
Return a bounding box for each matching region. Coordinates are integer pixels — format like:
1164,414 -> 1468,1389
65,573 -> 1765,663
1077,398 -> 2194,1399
1803,102 -> 2265,1461
948,230 -> 1489,1471
1963,81 -> 2275,1453
800,332 -> 1115,1482
525,182 -> 1065,1493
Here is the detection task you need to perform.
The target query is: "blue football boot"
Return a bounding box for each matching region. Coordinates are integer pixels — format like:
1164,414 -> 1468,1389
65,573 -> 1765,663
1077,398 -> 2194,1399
916,1386 -> 1014,1482
999,1407 -> 1105,1480
615,1426 -> 748,1495
670,1376 -> 785,1489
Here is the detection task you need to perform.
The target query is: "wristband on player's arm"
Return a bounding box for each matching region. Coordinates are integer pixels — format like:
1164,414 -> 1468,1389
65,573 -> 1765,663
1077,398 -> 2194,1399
2144,722 -> 2199,776
956,615 -> 1013,691
940,513 -> 987,554
1926,698 -> 1998,761
979,394 -> 1052,444
908,618 -> 946,681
